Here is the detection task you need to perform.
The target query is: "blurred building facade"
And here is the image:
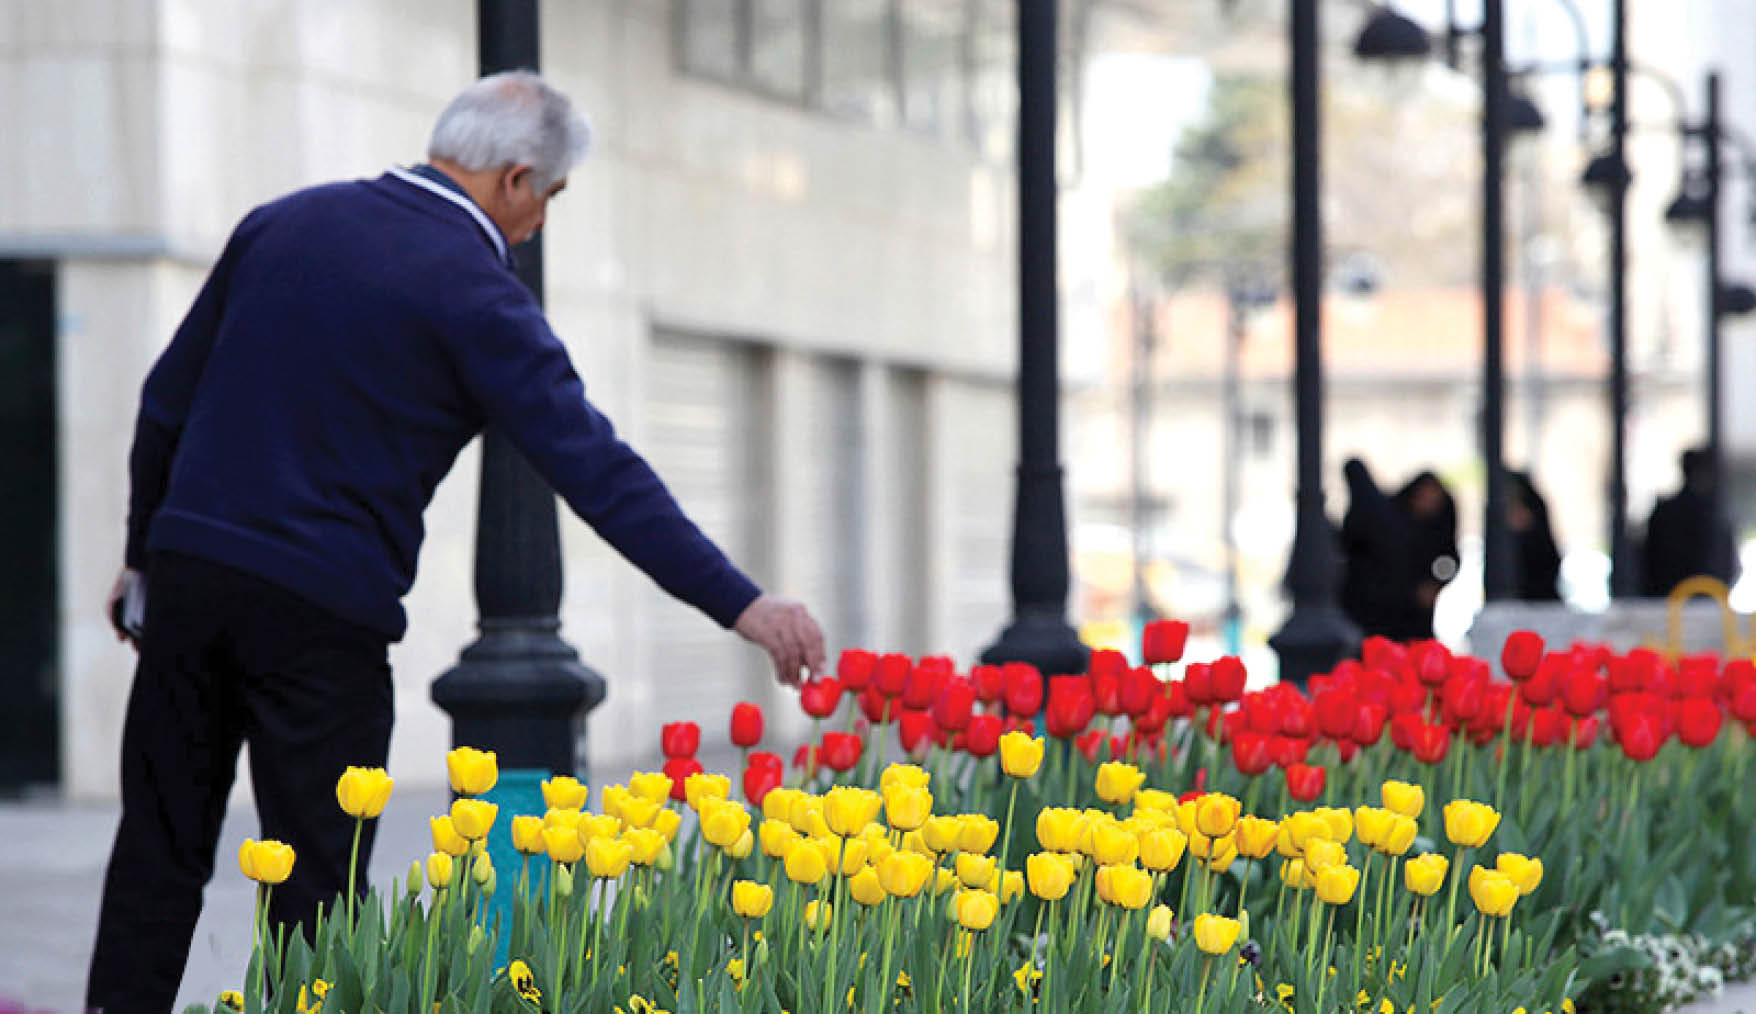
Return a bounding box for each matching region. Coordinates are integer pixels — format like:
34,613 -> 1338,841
0,0 -> 1099,798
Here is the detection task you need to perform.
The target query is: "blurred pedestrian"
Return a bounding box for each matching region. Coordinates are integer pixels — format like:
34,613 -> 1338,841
1340,460 -> 1458,641
86,71 -> 827,1014
1640,448 -> 1737,596
1507,470 -> 1562,601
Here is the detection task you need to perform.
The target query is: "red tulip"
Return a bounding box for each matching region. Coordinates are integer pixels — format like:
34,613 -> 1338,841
1731,682 -> 1756,723
1164,679 -> 1194,718
1616,711 -> 1664,761
1241,693 -> 1280,735
1528,707 -> 1565,748
1560,669 -> 1604,718
931,676 -> 976,732
838,649 -> 877,691
1076,729 -> 1125,764
1410,722 -> 1450,765
730,702 -> 764,748
1678,696 -> 1724,748
662,756 -> 703,800
1520,656 -> 1561,707
1045,677 -> 1096,739
1120,667 -> 1159,717
1361,636 -> 1407,673
1570,715 -> 1600,749
1211,656 -> 1248,702
1284,762 -> 1326,802
859,686 -> 898,725
964,714 -> 1002,757
875,653 -> 912,696
1336,739 -> 1360,763
794,743 -> 821,774
1352,702 -> 1388,746
1410,641 -> 1450,686
1678,656 -> 1720,700
1388,679 -> 1429,716
1270,735 -> 1311,769
743,752 -> 783,804
1089,649 -> 1129,682
1185,663 -> 1214,706
1142,619 -> 1190,664
820,731 -> 863,772
1091,669 -> 1124,716
1230,731 -> 1273,775
660,721 -> 700,759
1724,659 -> 1756,702
901,662 -> 941,710
1004,664 -> 1045,717
800,677 -> 843,719
1501,630 -> 1544,681
1278,693 -> 1315,739
1314,689 -> 1358,740
1135,692 -> 1174,735
897,710 -> 938,757
971,664 -> 1007,704
1440,674 -> 1484,727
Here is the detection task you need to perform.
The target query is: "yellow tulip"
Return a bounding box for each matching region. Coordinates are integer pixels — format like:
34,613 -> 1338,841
511,815 -> 546,856
702,799 -> 753,851
836,837 -> 870,877
958,814 -> 1001,854
1095,762 -> 1147,806
585,836 -> 633,879
619,796 -> 663,830
424,851 -> 453,891
1277,811 -> 1327,858
1235,816 -> 1279,859
785,840 -> 828,885
543,825 -> 585,864
623,828 -> 666,866
824,786 -> 884,837
1000,870 -> 1025,904
543,807 -> 583,831
954,889 -> 1000,931
760,819 -> 798,859
1091,819 -> 1140,866
1380,815 -> 1418,857
1192,913 -> 1241,955
732,879 -> 775,919
934,867 -> 962,896
730,828 -> 755,859
867,837 -> 896,870
1175,798 -> 1200,838
1095,863 -> 1153,910
1027,852 -> 1076,901
1442,799 -> 1500,848
542,775 -> 589,811
805,899 -> 833,931
1139,827 -> 1188,872
1313,806 -> 1353,844
762,786 -> 801,822
1202,835 -> 1239,873
1134,788 -> 1178,813
1382,780 -> 1424,819
449,799 -> 498,841
684,772 -> 731,810
445,747 -> 498,796
880,763 -> 932,794
596,781 -> 627,820
335,766 -> 394,819
956,852 -> 997,889
884,786 -> 933,832
1495,853 -> 1544,896
1468,866 -> 1519,917
999,732 -> 1045,778
430,816 -> 470,858
238,839 -> 295,885
787,795 -> 826,836
1304,838 -> 1346,873
630,771 -> 673,804
1146,904 -> 1174,941
1315,863 -> 1361,905
849,867 -> 887,907
1404,853 -> 1448,896
1353,806 -> 1387,850
1280,858 -> 1313,890
1035,808 -> 1085,853
652,807 -> 683,843
1196,793 -> 1242,838
877,851 -> 934,898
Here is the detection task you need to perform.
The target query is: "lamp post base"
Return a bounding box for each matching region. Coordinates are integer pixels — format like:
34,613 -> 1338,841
431,618 -> 606,777
1269,604 -> 1359,689
980,607 -> 1089,677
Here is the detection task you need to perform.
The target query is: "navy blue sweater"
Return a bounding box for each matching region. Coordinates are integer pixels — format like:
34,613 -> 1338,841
127,169 -> 761,640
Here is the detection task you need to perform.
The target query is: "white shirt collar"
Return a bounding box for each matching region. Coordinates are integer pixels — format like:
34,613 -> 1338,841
386,165 -> 510,265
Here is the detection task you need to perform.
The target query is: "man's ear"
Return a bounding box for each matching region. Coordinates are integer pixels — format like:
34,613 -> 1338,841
501,164 -> 533,199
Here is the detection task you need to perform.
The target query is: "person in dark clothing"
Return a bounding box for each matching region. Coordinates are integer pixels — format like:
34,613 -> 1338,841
1641,448 -> 1739,596
87,72 -> 827,1014
1340,460 -> 1459,641
1507,470 -> 1563,601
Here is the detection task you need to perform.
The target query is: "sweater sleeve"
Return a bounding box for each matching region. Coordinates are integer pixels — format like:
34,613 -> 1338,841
124,212 -> 258,568
444,284 -> 762,629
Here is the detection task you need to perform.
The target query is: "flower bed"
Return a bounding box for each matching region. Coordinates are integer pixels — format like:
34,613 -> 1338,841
192,625 -> 1756,1013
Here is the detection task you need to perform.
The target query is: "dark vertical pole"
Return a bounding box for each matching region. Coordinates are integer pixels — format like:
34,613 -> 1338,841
433,0 -> 602,780
1270,0 -> 1358,686
981,0 -> 1086,676
1608,0 -> 1632,596
1706,70 -> 1724,482
1482,0 -> 1513,600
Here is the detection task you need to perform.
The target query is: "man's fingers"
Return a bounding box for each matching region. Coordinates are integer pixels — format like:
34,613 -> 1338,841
799,612 -> 827,677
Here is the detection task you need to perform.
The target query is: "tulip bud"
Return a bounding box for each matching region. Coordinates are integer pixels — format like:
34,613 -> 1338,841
472,853 -> 494,885
425,851 -> 453,892
1146,904 -> 1174,941
405,861 -> 423,898
1192,913 -> 1241,954
553,863 -> 573,898
467,923 -> 486,955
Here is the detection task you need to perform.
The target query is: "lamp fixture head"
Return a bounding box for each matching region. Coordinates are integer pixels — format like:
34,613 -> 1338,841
1355,6 -> 1431,61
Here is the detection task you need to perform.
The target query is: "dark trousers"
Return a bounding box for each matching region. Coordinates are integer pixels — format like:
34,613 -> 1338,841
86,553 -> 393,1014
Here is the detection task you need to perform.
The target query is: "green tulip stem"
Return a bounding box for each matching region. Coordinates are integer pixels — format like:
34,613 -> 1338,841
999,781 -> 1020,884
1561,721 -> 1578,815
1303,882 -> 1324,980
1442,846 -> 1469,943
823,836 -> 846,1011
1493,695 -> 1517,816
960,930 -> 975,1014
346,817 -> 363,934
1195,956 -> 1213,1014
1352,853 -> 1372,994
1235,858 -> 1254,919
1110,910 -> 1129,994
590,878 -> 605,985
1314,906 -> 1337,1014
871,896 -> 901,1014
1289,883 -> 1306,956
1501,912 -> 1513,970
1041,898 -> 1059,1005
1407,897 -> 1422,953
418,888 -> 442,1014
1448,732 -> 1465,803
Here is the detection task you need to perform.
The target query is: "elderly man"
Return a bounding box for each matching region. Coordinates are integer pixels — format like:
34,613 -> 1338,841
85,71 -> 825,1012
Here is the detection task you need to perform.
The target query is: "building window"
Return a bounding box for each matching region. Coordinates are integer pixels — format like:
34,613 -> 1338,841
679,0 -> 743,82
752,0 -> 811,99
900,0 -> 964,139
1247,411 -> 1275,457
821,0 -> 901,126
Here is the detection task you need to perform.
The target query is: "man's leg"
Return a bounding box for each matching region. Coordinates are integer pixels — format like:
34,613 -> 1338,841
236,580 -> 393,939
86,555 -> 247,1014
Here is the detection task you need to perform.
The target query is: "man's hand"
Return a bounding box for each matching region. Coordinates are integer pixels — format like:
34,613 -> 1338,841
734,594 -> 826,689
108,566 -> 142,648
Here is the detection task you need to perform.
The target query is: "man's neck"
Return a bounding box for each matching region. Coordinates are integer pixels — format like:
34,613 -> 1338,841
429,159 -> 502,223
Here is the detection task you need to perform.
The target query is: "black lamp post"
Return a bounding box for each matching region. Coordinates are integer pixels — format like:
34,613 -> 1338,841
1270,0 -> 1360,687
981,0 -> 1087,678
432,0 -> 603,778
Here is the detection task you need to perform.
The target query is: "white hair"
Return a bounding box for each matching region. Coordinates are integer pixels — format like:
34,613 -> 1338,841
428,70 -> 592,193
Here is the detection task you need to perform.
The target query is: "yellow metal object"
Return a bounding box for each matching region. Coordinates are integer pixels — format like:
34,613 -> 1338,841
1663,575 -> 1745,659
